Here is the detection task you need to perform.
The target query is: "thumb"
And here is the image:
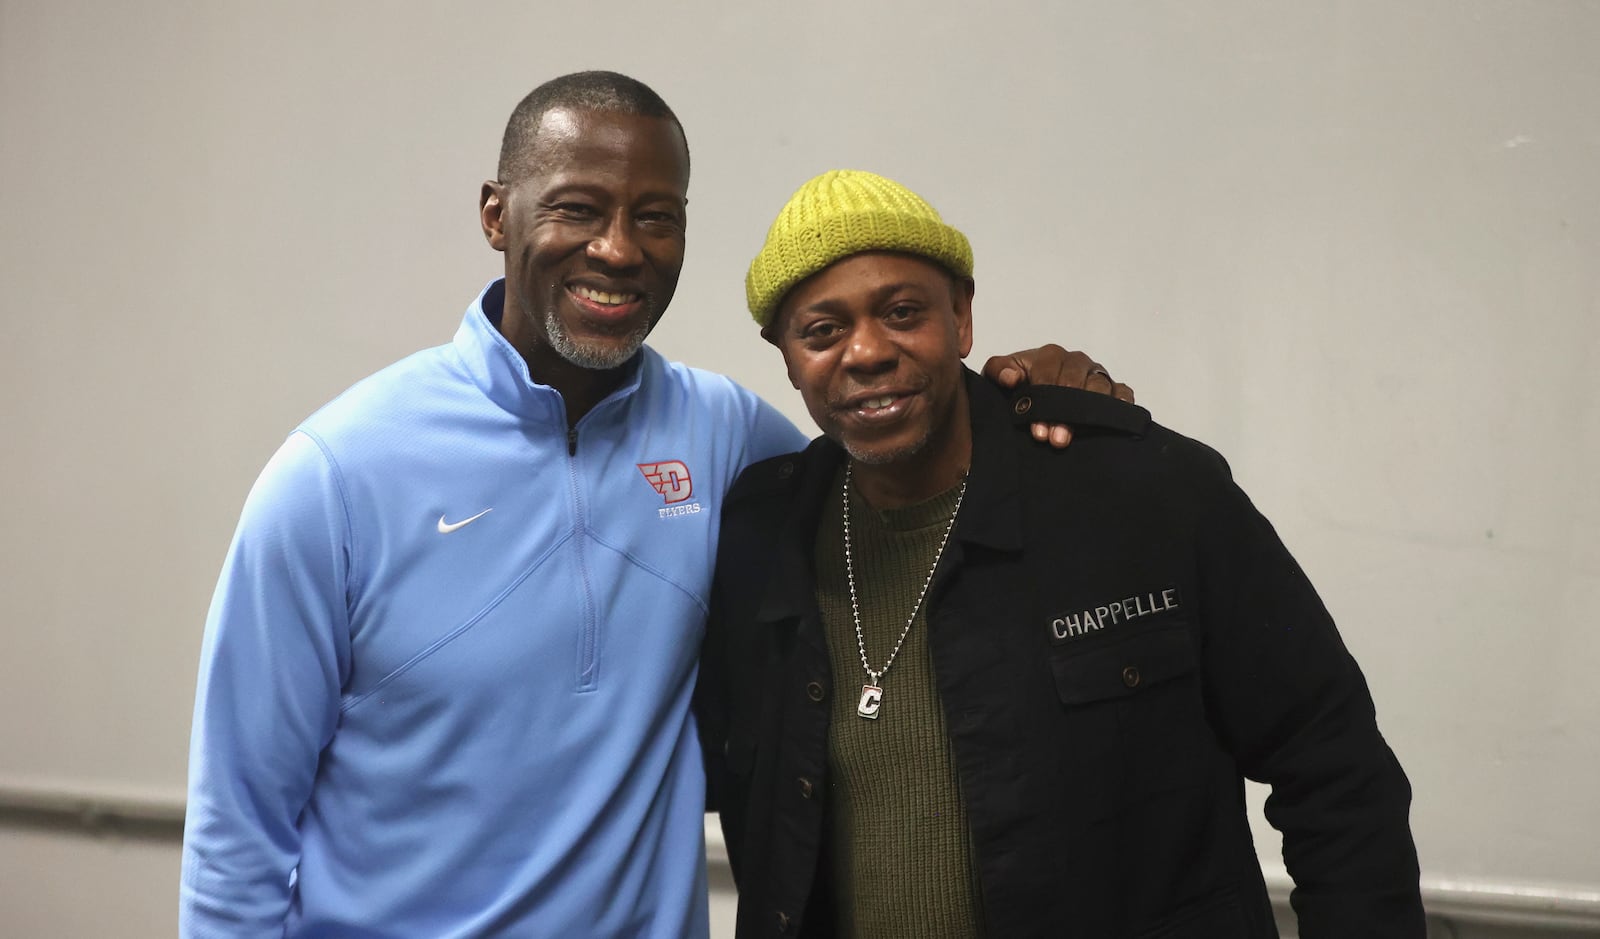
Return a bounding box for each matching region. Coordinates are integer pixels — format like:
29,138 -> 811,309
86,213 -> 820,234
982,354 -> 1025,388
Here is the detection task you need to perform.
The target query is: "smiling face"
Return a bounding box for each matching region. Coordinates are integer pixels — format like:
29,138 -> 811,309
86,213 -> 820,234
772,251 -> 975,491
481,107 -> 689,379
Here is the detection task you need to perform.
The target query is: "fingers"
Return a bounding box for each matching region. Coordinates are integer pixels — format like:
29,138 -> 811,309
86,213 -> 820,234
986,345 -> 1082,389
1031,422 -> 1075,448
1027,346 -> 1111,393
988,347 -> 1131,408
1085,366 -> 1114,394
1039,344 -> 1088,388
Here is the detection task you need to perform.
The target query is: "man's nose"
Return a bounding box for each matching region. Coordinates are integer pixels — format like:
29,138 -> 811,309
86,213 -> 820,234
842,320 -> 897,373
587,213 -> 643,269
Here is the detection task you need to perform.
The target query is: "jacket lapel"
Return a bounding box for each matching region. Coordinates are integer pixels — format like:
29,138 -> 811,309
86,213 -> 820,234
950,371 -> 1025,556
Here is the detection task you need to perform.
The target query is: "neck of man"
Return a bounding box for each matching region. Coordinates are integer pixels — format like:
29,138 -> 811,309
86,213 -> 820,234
848,388 -> 973,511
497,300 -> 633,427
525,344 -> 631,427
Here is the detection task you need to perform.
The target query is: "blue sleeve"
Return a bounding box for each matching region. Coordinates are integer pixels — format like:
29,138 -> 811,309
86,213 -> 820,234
180,431 -> 352,937
736,390 -> 808,469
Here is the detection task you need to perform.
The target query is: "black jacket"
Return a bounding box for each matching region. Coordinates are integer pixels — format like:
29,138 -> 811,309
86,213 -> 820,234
698,371 -> 1424,938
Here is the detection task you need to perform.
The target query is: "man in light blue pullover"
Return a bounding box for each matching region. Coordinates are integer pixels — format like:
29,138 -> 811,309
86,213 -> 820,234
180,70 -> 1125,937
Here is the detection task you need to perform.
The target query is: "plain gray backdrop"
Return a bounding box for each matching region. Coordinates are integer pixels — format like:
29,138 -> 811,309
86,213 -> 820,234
1,1 -> 1596,934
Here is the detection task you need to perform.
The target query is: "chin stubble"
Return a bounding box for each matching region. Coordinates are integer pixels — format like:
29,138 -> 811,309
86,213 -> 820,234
542,296 -> 652,370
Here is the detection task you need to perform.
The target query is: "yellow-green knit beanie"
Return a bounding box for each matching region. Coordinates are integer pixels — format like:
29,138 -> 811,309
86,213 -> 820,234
745,170 -> 974,328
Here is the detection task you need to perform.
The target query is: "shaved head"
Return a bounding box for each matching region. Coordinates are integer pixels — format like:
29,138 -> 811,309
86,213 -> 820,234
498,70 -> 687,185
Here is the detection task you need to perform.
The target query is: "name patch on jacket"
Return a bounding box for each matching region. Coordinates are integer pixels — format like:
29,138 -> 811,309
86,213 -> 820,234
1048,587 -> 1181,645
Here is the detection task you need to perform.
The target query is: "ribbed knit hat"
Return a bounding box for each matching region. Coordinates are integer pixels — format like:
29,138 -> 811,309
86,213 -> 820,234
745,170 -> 974,328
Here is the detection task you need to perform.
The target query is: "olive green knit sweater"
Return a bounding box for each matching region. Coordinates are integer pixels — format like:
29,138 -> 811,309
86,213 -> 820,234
813,467 -> 980,937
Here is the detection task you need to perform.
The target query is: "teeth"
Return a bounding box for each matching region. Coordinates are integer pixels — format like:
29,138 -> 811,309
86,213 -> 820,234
573,285 -> 639,306
861,395 -> 896,410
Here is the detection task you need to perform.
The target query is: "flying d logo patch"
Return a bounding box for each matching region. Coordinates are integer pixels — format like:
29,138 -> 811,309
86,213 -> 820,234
637,460 -> 694,505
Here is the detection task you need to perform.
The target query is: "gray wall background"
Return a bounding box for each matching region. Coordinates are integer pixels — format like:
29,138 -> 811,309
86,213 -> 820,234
2,0 -> 1597,934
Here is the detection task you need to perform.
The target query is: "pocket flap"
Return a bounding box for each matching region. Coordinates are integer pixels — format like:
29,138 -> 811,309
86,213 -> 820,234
1049,624 -> 1197,706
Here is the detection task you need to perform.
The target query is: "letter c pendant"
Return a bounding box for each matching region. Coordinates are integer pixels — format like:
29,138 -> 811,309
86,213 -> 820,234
857,684 -> 883,719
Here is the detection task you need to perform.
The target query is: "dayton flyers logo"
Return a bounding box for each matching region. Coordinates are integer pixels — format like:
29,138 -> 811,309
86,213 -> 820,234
637,460 -> 694,504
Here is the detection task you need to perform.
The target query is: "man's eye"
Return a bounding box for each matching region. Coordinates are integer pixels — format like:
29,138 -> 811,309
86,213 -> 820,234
803,323 -> 840,341
887,304 -> 918,321
552,203 -> 599,218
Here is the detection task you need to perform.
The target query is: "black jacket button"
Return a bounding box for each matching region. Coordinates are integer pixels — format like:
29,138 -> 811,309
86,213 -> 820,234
1122,665 -> 1141,688
1014,396 -> 1033,415
806,681 -> 825,702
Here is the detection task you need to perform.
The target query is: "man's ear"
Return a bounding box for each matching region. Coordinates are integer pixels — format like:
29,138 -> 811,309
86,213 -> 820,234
954,276 -> 975,359
480,181 -> 507,252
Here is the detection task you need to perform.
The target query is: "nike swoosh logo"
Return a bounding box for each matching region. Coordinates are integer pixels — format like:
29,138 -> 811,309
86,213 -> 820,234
437,508 -> 492,534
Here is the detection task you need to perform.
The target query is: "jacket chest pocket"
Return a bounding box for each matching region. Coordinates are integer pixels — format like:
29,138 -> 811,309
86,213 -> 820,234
1048,623 -> 1211,797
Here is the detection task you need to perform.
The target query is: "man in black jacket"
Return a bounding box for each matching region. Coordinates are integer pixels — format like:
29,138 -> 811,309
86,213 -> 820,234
698,169 -> 1424,938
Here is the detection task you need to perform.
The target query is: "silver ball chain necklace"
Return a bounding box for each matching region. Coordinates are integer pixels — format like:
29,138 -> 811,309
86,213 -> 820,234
842,461 -> 968,720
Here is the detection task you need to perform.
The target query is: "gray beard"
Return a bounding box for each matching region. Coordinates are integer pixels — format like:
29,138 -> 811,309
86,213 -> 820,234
543,306 -> 651,370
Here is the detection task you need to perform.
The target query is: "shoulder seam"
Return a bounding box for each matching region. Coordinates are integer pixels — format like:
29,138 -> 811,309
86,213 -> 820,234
294,427 -> 360,602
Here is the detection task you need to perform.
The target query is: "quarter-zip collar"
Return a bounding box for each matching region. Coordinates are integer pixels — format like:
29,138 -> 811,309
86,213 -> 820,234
452,278 -> 646,426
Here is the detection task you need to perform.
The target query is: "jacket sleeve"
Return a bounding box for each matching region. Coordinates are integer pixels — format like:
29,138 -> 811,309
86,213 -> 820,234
1194,465 -> 1425,939
179,431 -> 351,937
